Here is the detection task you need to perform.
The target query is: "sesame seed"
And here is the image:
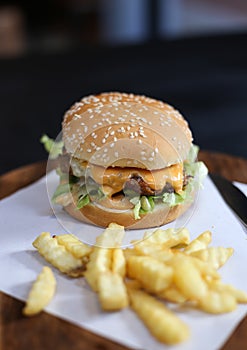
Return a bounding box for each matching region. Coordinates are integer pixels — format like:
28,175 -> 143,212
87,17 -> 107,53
155,147 -> 159,153
102,138 -> 106,144
110,142 -> 115,148
114,152 -> 119,158
148,157 -> 154,161
87,149 -> 92,153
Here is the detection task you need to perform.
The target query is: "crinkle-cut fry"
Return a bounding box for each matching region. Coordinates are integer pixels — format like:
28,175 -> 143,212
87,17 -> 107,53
56,234 -> 92,259
123,248 -> 141,260
198,290 -> 237,314
112,248 -> 126,277
190,247 -> 234,269
98,271 -> 128,311
142,227 -> 190,248
23,266 -> 56,316
184,230 -> 212,254
127,284 -> 190,345
84,247 -> 112,291
132,241 -> 173,263
96,223 -> 125,248
127,256 -> 173,293
207,280 -> 247,303
159,285 -> 188,304
185,255 -> 220,280
171,255 -> 208,300
33,232 -> 85,277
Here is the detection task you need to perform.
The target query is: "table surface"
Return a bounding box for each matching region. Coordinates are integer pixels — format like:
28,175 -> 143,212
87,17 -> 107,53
1,150 -> 247,350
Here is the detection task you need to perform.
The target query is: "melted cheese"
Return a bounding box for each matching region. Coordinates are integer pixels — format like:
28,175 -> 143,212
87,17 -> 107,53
88,163 -> 183,196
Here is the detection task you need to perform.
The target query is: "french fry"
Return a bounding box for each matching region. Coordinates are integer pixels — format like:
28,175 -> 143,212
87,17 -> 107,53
112,248 -> 126,277
190,247 -> 234,269
187,255 -> 220,280
23,266 -> 56,316
142,227 -> 190,248
33,232 -> 85,277
184,231 -> 212,254
127,256 -> 173,293
159,285 -> 188,304
133,241 -> 173,263
127,284 -> 190,345
171,255 -> 208,300
56,234 -> 92,260
84,223 -> 125,291
98,271 -> 128,311
198,290 -> 237,314
84,247 -> 112,291
207,280 -> 247,304
96,223 -> 125,248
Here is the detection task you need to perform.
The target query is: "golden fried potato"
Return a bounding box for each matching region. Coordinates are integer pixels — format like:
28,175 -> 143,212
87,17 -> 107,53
98,271 -> 128,311
23,266 -> 56,316
207,280 -> 247,304
56,234 -> 92,260
143,227 -> 190,248
198,290 -> 237,314
171,255 -> 208,300
187,255 -> 220,280
190,247 -> 234,269
96,223 -> 125,248
132,241 -> 173,263
184,231 -> 212,254
127,256 -> 173,293
127,284 -> 190,344
84,247 -> 112,291
159,285 -> 188,304
112,248 -> 126,277
33,232 -> 85,277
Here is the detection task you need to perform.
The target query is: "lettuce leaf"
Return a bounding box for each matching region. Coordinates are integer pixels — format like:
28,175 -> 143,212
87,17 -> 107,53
40,134 -> 64,159
76,194 -> 90,209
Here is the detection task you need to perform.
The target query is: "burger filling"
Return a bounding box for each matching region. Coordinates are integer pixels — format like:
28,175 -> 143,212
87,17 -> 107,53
41,135 -> 208,219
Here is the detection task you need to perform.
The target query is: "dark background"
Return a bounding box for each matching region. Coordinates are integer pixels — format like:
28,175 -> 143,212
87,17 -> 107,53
1,0 -> 247,175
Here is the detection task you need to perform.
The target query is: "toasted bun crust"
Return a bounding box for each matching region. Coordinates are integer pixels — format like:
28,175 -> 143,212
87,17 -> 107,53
62,92 -> 193,169
64,199 -> 193,229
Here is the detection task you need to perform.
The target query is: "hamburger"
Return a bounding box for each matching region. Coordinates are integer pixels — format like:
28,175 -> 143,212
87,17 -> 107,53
41,92 -> 207,229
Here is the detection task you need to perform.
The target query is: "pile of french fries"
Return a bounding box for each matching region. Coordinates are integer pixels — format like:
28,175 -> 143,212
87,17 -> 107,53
23,223 -> 247,345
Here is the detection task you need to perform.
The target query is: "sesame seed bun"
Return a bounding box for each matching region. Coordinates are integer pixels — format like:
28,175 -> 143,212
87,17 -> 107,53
62,92 -> 192,169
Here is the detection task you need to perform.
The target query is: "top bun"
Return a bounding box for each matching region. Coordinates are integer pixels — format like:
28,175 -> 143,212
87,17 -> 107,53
62,92 -> 193,170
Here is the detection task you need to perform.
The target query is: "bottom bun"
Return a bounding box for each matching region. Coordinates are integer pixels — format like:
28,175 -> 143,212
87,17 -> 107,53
64,199 -> 193,229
